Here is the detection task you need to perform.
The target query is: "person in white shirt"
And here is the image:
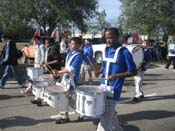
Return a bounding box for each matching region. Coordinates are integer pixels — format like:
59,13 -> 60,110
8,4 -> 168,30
165,37 -> 175,69
60,36 -> 69,53
33,36 -> 46,67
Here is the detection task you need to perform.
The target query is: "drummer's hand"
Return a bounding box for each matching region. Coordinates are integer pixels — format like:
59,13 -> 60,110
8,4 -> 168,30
44,63 -> 48,67
95,71 -> 101,77
40,61 -> 45,66
108,74 -> 119,81
52,70 -> 59,78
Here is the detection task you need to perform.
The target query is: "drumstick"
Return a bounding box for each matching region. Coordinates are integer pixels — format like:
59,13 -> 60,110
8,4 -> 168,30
45,64 -> 53,75
95,78 -> 108,81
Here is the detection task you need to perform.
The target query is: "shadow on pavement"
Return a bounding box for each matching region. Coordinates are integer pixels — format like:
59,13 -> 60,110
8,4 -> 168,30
119,110 -> 175,123
0,116 -> 55,129
122,124 -> 140,131
0,95 -> 25,100
119,94 -> 175,104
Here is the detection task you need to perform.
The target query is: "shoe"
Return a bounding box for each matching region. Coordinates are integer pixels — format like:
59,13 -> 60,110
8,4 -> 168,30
0,85 -> 5,89
77,116 -> 84,121
140,95 -> 144,99
31,100 -> 42,105
165,66 -> 168,69
55,118 -> 70,124
132,97 -> 139,102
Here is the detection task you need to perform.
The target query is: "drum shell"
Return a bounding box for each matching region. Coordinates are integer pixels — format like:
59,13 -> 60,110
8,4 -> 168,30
76,85 -> 105,118
27,67 -> 43,80
43,86 -> 69,111
124,45 -> 144,69
32,85 -> 45,99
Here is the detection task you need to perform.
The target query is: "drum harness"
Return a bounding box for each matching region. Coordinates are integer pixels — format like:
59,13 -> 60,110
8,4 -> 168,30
102,46 -> 123,97
62,51 -> 80,90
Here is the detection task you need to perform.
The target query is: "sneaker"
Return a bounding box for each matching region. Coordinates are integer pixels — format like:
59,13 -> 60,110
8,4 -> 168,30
0,85 -> 5,89
77,116 -> 84,121
140,95 -> 144,99
55,117 -> 70,124
31,100 -> 42,106
165,66 -> 168,69
132,97 -> 139,102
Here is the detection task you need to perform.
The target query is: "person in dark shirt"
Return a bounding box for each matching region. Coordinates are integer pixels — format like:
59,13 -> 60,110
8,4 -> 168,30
0,34 -> 23,89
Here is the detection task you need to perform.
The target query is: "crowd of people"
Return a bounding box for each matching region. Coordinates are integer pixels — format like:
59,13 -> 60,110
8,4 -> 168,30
0,27 -> 175,131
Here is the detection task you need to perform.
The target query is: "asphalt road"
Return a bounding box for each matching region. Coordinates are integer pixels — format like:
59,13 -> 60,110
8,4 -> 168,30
0,63 -> 175,131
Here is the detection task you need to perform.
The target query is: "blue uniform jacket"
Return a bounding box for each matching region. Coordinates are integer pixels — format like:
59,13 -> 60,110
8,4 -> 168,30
82,45 -> 93,64
101,45 -> 136,100
66,51 -> 82,90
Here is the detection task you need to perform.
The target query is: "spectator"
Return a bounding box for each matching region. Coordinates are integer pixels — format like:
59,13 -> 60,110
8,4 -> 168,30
60,36 -> 69,54
80,39 -> 93,84
0,34 -> 24,89
154,39 -> 163,63
165,37 -> 175,69
44,38 -> 62,71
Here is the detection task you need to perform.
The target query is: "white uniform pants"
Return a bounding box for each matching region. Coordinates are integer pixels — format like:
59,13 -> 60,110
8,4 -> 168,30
97,99 -> 123,131
134,71 -> 144,98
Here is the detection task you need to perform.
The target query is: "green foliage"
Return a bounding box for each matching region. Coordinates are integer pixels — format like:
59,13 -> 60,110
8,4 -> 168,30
120,0 -> 175,36
86,10 -> 110,37
0,0 -> 98,39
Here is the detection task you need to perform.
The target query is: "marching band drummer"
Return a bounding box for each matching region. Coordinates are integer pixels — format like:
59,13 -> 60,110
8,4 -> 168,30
52,37 -> 82,123
133,40 -> 152,102
95,27 -> 137,131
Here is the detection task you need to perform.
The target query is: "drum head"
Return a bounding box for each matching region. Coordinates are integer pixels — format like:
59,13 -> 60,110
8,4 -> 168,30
47,85 -> 68,93
125,45 -> 144,69
77,85 -> 105,94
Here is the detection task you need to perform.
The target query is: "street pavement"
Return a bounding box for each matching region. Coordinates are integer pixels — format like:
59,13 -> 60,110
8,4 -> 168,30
0,63 -> 175,131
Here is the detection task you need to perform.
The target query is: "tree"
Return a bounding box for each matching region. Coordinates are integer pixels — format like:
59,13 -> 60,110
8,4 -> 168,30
120,0 -> 175,38
86,10 -> 110,38
0,0 -> 98,39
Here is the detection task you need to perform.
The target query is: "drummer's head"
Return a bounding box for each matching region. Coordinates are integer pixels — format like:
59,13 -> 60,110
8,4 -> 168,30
32,36 -> 40,45
70,37 -> 82,51
142,40 -> 148,48
104,27 -> 120,47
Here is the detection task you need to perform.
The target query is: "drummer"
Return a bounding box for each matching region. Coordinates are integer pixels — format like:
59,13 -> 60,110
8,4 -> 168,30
133,40 -> 152,102
95,27 -> 137,131
52,37 -> 82,123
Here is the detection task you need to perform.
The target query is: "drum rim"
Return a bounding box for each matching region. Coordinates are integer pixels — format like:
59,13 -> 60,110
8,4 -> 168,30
76,88 -> 105,95
46,87 -> 68,93
75,110 -> 103,118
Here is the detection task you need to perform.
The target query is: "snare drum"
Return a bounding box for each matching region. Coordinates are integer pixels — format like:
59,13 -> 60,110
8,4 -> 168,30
124,45 -> 144,69
43,83 -> 69,111
27,67 -> 43,80
76,85 -> 106,118
32,84 -> 45,99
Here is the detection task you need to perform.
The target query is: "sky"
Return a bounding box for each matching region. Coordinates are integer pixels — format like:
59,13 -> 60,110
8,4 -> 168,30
98,0 -> 122,22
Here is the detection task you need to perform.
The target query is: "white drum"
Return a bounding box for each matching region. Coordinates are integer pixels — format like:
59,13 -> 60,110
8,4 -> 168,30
32,84 -> 45,99
76,85 -> 105,118
43,83 -> 69,111
124,45 -> 144,69
27,67 -> 43,80
38,74 -> 55,86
